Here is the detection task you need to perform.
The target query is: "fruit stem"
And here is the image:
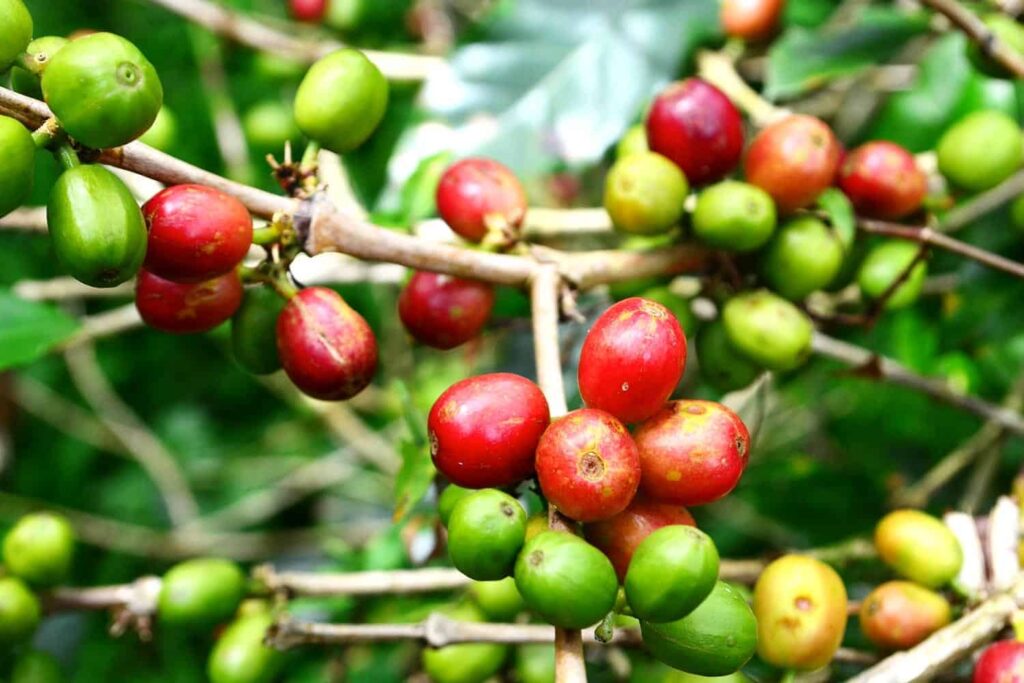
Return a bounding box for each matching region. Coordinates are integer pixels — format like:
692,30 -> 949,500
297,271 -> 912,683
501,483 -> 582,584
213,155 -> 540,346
14,52 -> 38,75
780,669 -> 797,683
53,142 -> 81,171
31,117 -> 62,150
299,141 -> 321,172
252,225 -> 281,246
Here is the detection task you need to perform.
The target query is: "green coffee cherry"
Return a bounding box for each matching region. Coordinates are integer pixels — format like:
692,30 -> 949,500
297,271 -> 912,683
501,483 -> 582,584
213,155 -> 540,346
231,287 -> 286,375
640,286 -> 698,336
243,101 -> 300,149
0,0 -> 32,71
139,106 -> 178,152
10,36 -> 68,99
857,241 -> 927,310
208,613 -> 284,683
761,216 -> 844,300
692,180 -> 776,251
0,115 -> 35,218
515,643 -> 555,683
438,484 -> 472,527
968,14 -> 1024,78
469,577 -> 525,621
625,526 -> 719,623
937,111 -> 1023,192
0,577 -> 40,645
721,290 -> 813,371
294,48 -> 388,154
2,512 -> 75,587
875,510 -> 962,588
421,603 -> 507,683
12,650 -> 62,683
158,557 -> 247,628
447,489 -> 526,580
616,124 -> 649,159
696,320 -> 761,392
604,152 -> 689,235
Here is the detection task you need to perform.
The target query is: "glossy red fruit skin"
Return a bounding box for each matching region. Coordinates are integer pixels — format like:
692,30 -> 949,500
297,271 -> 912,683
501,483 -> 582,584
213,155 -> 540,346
578,297 -> 687,425
744,114 -> 842,213
136,268 -> 243,334
290,0 -> 327,22
634,400 -> 751,507
584,498 -> 695,580
436,158 -> 527,243
276,287 -> 378,401
721,0 -> 784,41
645,79 -> 744,186
838,141 -> 926,220
142,185 -> 253,283
974,641 -> 1024,683
397,271 -> 495,350
536,409 -> 641,522
428,373 -> 550,488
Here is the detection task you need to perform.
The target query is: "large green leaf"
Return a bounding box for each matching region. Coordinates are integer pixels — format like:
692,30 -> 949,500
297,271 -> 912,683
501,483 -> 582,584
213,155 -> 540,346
765,7 -> 930,100
0,290 -> 80,370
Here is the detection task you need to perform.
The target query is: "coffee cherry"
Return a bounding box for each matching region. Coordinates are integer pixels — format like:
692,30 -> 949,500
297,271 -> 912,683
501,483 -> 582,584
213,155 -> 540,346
603,152 -> 689,235
857,241 -> 927,310
10,36 -> 68,99
436,158 -> 527,243
447,489 -> 526,580
974,641 -> 1024,683
290,0 -> 327,22
761,216 -> 844,300
524,513 -> 549,542
276,287 -> 378,400
515,644 -> 555,683
142,185 -> 253,283
136,269 -> 243,334
639,286 -> 698,336
860,581 -> 951,651
0,0 -> 32,71
231,287 -> 285,375
139,105 -> 178,151
536,409 -> 641,522
514,531 -> 618,629
696,320 -> 761,392
634,400 -> 750,507
48,165 -> 147,287
745,115 -> 842,213
938,111 -> 1023,192
294,48 -> 388,154
875,509 -> 962,588
968,15 -> 1024,79
641,581 -> 757,676
438,484 -> 472,527
42,33 -> 163,148
0,577 -> 40,644
838,141 -> 926,219
2,512 -> 75,587
158,557 -> 246,629
721,0 -> 784,41
692,180 -> 776,251
616,124 -> 648,159
646,79 -> 744,186
242,100 -> 300,149
469,577 -> 525,621
428,373 -> 549,488
208,613 -> 285,683
398,271 -> 495,350
421,603 -> 508,683
753,555 -> 848,670
625,525 -> 718,623
12,650 -> 62,683
584,498 -> 695,580
0,115 -> 35,218
721,290 -> 813,371
578,297 -> 687,424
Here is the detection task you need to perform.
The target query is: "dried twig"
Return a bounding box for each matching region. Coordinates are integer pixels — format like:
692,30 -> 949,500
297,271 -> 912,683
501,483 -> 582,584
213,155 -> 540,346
920,0 -> 1024,78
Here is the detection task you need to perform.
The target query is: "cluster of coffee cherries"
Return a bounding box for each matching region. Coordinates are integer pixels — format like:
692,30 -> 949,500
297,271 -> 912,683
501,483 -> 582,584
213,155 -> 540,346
425,297 -> 758,676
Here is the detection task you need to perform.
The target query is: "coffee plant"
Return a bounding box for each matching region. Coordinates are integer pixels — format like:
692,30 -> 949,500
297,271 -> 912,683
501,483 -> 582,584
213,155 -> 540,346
4,0 -> 1024,681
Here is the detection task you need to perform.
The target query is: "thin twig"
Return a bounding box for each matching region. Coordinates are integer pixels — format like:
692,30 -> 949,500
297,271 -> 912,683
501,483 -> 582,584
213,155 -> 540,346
0,205 -> 46,232
61,305 -> 144,349
920,0 -> 1024,78
941,167 -> 1024,234
14,277 -> 133,301
10,375 -> 122,453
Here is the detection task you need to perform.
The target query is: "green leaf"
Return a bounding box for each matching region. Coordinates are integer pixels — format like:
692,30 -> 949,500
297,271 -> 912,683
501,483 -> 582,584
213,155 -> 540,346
0,290 -> 80,370
765,7 -> 930,100
392,380 -> 435,522
817,188 -> 856,251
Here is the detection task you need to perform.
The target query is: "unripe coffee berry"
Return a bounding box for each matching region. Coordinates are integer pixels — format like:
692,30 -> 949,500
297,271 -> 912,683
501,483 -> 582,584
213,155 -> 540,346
937,111 -> 1023,192
398,271 -> 494,350
584,498 -> 695,580
159,558 -> 246,629
0,115 -> 35,218
2,512 -> 75,587
0,577 -> 39,645
447,489 -> 526,580
857,241 -> 928,310
875,509 -> 962,588
696,320 -> 761,392
744,114 -> 841,213
761,216 -> 844,300
721,290 -> 813,371
860,581 -> 951,651
10,36 -> 67,100
692,180 -> 776,252
136,269 -> 243,334
625,525 -> 719,623
0,0 -> 32,71
603,152 -> 688,235
436,158 -> 527,243
838,141 -> 926,220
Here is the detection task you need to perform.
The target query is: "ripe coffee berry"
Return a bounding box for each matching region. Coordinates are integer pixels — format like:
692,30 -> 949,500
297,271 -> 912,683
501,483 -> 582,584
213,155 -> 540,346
744,114 -> 842,213
584,498 -> 695,580
136,269 -> 243,334
535,408 -> 641,522
975,641 -> 1024,683
397,271 -> 494,350
428,373 -> 549,488
578,297 -> 687,424
276,287 -> 378,401
646,78 -> 744,186
838,141 -> 926,220
289,0 -> 327,22
859,581 -> 950,651
143,184 -> 253,283
436,158 -> 527,243
634,400 -> 750,506
721,0 -> 784,41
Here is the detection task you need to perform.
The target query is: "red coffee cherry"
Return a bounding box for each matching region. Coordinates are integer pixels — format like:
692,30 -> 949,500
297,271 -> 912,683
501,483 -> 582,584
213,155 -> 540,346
428,373 -> 549,488
397,271 -> 495,350
289,0 -> 327,22
536,409 -> 641,522
645,78 -> 744,186
436,158 -> 527,243
584,498 -> 695,580
578,297 -> 687,424
975,640 -> 1024,683
721,0 -> 784,41
838,141 -> 926,220
744,114 -> 842,213
142,184 -> 253,283
136,268 -> 243,334
276,287 -> 378,401
634,400 -> 751,506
